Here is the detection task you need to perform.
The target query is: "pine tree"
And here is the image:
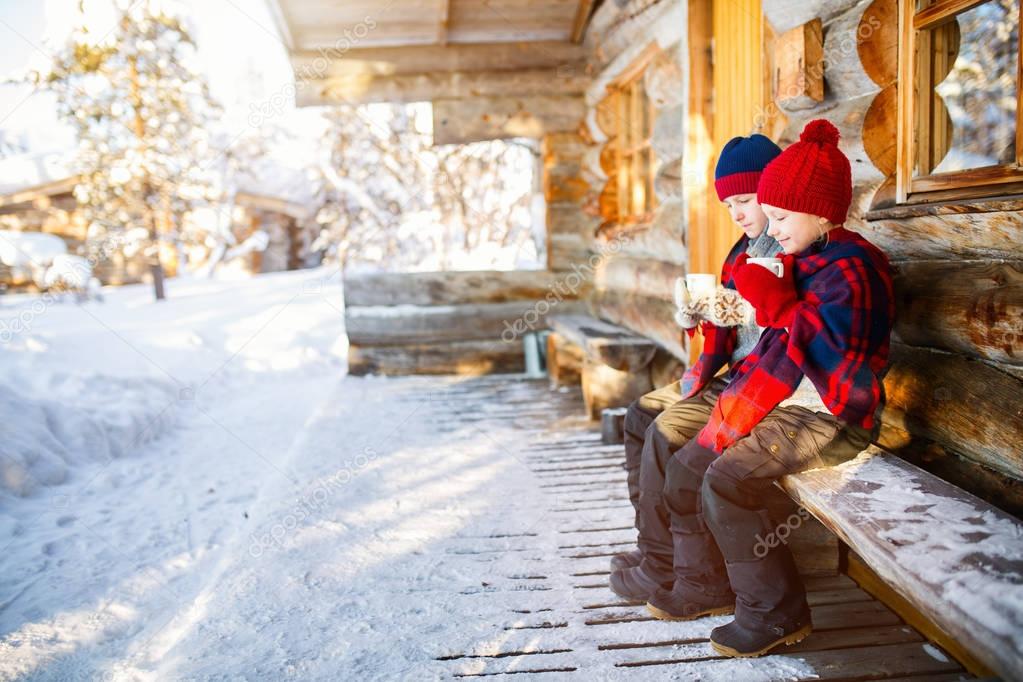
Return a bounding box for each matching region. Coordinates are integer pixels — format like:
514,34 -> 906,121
29,0 -> 221,300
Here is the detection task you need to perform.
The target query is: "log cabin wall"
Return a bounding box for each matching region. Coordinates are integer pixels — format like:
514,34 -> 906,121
562,0 -> 1023,515
343,270 -> 590,376
756,0 -> 1023,517
576,0 -> 689,371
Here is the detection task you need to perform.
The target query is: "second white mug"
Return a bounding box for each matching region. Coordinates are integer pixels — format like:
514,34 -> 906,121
747,257 -> 784,278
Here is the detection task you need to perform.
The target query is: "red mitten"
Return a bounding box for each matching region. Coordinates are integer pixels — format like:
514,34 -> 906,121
684,321 -> 715,339
731,254 -> 799,328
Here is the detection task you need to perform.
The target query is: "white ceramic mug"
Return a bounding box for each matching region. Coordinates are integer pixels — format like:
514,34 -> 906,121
747,257 -> 784,278
685,273 -> 717,299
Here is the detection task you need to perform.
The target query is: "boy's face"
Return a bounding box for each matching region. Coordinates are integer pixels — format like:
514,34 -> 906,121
762,204 -> 829,254
722,193 -> 768,239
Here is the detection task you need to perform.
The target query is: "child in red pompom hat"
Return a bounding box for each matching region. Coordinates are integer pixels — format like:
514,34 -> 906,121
646,119 -> 896,659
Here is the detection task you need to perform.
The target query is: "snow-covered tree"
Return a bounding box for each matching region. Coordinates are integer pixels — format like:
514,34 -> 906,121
28,0 -> 221,300
312,102 -> 539,272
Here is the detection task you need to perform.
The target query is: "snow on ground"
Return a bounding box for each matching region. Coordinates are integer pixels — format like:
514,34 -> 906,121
0,267 -> 349,678
0,269 -> 826,681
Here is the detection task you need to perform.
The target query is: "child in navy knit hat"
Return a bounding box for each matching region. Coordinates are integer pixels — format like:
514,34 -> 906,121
676,134 -> 784,352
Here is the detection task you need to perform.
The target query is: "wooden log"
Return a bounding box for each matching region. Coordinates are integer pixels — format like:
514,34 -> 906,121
858,208 -> 1023,261
548,231 -> 593,272
548,202 -> 600,241
596,178 -> 618,223
586,0 -> 682,72
590,288 -> 686,361
820,3 -> 880,104
347,339 -> 524,376
547,314 -> 658,372
581,107 -> 607,146
780,94 -> 885,186
581,358 -> 653,421
653,158 -> 683,202
892,260 -> 1023,365
773,19 -> 824,110
881,343 -> 1023,482
780,447 -> 1023,680
857,0 -> 898,88
345,300 -> 588,346
343,269 -> 589,307
763,0 -> 869,34
289,42 -> 587,79
306,68 -> 590,107
604,202 -> 687,268
545,174 -> 589,203
581,145 -> 607,186
547,331 -> 583,387
643,47 -> 684,110
595,95 -> 618,138
594,254 -> 680,302
651,105 -> 682,161
433,95 -> 585,145
542,131 -> 588,164
862,83 -> 898,177
649,347 -> 686,389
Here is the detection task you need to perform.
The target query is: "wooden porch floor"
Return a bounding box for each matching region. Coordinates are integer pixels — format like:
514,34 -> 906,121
429,375 -> 975,680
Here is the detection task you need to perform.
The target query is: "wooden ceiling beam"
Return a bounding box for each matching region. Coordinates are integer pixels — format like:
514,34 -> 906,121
570,0 -> 596,43
437,0 -> 450,46
293,24 -> 570,50
297,67 -> 589,107
289,41 -> 587,79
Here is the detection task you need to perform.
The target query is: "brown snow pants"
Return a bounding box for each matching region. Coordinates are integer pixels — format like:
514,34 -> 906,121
623,378 -> 871,628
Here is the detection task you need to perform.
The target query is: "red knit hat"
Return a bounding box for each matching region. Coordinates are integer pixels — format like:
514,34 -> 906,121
756,119 -> 852,225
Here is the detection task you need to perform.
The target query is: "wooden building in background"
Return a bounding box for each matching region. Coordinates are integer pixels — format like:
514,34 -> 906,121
0,153 -> 315,286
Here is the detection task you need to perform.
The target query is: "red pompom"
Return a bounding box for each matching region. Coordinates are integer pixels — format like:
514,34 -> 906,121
799,119 -> 840,146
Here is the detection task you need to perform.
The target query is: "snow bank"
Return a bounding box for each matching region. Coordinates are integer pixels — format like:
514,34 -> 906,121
0,374 -> 179,499
0,265 -> 346,504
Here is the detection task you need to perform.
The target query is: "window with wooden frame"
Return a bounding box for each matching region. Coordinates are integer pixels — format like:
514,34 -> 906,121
607,50 -> 659,225
897,0 -> 1022,203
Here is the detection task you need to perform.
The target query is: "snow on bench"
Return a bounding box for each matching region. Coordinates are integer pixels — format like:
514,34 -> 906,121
779,445 -> 1023,680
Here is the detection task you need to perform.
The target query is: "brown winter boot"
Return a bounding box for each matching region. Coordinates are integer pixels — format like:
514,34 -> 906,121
609,549 -> 642,572
609,565 -> 672,601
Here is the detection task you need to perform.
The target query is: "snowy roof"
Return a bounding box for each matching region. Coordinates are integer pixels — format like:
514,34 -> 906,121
235,158 -> 316,208
0,151 -> 74,197
0,229 -> 67,267
0,150 -> 313,208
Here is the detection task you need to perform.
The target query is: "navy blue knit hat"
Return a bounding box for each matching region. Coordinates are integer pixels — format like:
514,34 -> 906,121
714,134 -> 782,201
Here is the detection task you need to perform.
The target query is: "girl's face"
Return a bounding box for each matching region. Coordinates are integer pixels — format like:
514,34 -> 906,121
762,204 -> 832,254
722,193 -> 768,239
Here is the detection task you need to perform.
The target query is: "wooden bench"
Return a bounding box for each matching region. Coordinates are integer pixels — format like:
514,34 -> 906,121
547,318 -> 1022,675
781,445 -> 1023,679
546,314 -> 659,420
